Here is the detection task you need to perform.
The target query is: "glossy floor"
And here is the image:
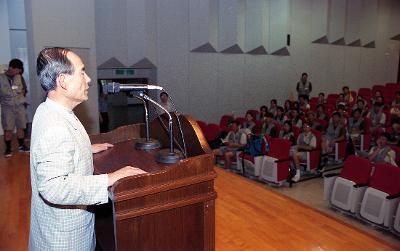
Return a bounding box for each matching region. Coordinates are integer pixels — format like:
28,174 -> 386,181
0,151 -> 398,250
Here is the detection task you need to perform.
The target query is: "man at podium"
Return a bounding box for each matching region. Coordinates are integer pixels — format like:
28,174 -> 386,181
29,47 -> 146,251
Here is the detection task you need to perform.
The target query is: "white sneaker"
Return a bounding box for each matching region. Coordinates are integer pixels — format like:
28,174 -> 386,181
292,169 -> 301,182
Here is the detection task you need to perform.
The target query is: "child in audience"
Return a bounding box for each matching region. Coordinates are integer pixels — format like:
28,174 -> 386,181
322,112 -> 346,154
261,112 -> 278,138
353,98 -> 369,117
317,92 -> 326,105
290,109 -> 303,128
284,100 -> 292,115
388,123 -> 400,145
269,99 -> 278,116
279,121 -> 295,145
274,106 -> 288,125
342,86 -> 354,105
291,123 -> 317,182
348,108 -> 365,146
243,112 -> 256,131
299,95 -> 310,111
213,120 -> 247,169
367,102 -> 386,138
306,111 -> 323,132
259,105 -> 268,120
368,133 -> 397,166
316,104 -> 328,121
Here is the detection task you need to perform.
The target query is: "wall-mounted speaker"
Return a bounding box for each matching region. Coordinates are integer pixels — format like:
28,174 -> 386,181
287,34 -> 290,46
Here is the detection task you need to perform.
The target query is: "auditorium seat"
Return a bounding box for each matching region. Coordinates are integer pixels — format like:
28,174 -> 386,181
324,156 -> 372,214
196,120 -> 207,135
246,109 -> 259,120
359,163 -> 400,229
237,135 -> 271,177
358,88 -> 372,101
392,202 -> 400,236
300,129 -> 322,172
372,84 -> 385,95
259,138 -> 291,186
235,117 -> 246,126
219,114 -> 234,132
205,123 -> 221,142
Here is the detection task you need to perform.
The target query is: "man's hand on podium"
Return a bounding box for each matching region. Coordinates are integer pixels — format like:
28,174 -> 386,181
107,166 -> 147,187
92,143 -> 114,153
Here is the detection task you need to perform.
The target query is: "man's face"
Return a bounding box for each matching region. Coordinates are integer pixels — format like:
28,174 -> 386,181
7,67 -> 21,77
302,75 -> 307,82
353,111 -> 361,119
232,123 -> 239,132
377,136 -> 387,148
63,52 -> 91,104
160,94 -> 168,103
333,115 -> 340,124
303,125 -> 311,133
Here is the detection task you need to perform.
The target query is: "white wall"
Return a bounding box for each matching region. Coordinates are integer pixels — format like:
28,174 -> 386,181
25,0 -> 99,133
95,0 -> 400,124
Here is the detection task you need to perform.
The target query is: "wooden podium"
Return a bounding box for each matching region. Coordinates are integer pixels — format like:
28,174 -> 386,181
90,115 -> 217,251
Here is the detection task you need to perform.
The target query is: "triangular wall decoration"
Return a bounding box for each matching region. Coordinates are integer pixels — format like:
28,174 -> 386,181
246,45 -> 268,55
130,57 -> 156,69
331,37 -> 346,45
312,35 -> 329,44
190,42 -> 217,53
98,57 -> 126,69
347,39 -> 361,47
270,47 -> 290,56
220,44 -> 244,54
363,41 -> 376,48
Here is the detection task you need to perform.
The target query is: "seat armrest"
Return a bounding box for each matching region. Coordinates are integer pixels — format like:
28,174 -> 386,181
353,183 -> 368,188
386,193 -> 400,199
274,158 -> 290,163
323,173 -> 339,178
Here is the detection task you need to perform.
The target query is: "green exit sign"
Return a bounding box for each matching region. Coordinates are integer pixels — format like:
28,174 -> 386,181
114,69 -> 135,75
115,69 -> 125,75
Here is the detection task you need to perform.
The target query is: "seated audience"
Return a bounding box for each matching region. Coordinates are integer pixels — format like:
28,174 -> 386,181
213,120 -> 247,169
306,111 -> 322,131
284,100 -> 292,115
371,90 -> 382,104
322,112 -> 346,154
336,93 -> 347,109
342,86 -> 354,105
368,133 -> 397,166
316,104 -> 328,121
259,105 -> 268,120
317,92 -> 326,105
290,109 -> 303,128
243,112 -> 256,130
388,123 -> 400,145
279,121 -> 295,145
367,102 -> 386,137
348,108 -> 365,146
390,92 -> 400,123
299,95 -> 310,111
274,106 -> 288,125
353,98 -> 369,117
261,112 -> 278,138
269,99 -> 278,116
291,123 -> 317,182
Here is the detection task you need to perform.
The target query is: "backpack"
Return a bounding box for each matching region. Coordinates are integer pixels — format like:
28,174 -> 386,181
243,135 -> 267,156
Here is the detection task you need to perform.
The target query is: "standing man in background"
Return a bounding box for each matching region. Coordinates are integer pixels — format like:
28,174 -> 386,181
0,58 -> 29,157
296,72 -> 312,100
30,47 -> 146,250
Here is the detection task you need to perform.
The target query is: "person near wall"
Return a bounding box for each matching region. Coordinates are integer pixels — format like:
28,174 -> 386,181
0,58 -> 30,157
29,47 -> 147,251
296,72 -> 312,100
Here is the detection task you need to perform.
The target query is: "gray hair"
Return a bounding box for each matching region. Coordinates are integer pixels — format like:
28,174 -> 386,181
36,47 -> 74,92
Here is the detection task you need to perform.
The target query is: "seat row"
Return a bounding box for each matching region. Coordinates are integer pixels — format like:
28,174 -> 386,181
324,155 -> 400,236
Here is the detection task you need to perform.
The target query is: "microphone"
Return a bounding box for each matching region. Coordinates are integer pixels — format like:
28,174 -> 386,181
106,82 -> 163,93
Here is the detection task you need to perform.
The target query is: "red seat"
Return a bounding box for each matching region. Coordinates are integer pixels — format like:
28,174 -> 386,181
260,138 -> 292,185
358,88 -> 372,101
205,123 -> 221,142
326,156 -> 373,213
360,163 -> 400,228
219,115 -> 234,132
237,135 -> 271,177
246,109 -> 259,120
196,120 -> 207,134
372,84 -> 385,95
236,117 -> 246,126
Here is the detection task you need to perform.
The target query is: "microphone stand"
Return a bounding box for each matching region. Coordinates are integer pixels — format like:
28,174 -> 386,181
130,92 -> 161,150
139,92 -> 183,164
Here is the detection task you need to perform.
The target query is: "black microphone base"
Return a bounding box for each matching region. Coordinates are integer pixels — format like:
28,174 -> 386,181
156,148 -> 183,164
135,138 -> 161,150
